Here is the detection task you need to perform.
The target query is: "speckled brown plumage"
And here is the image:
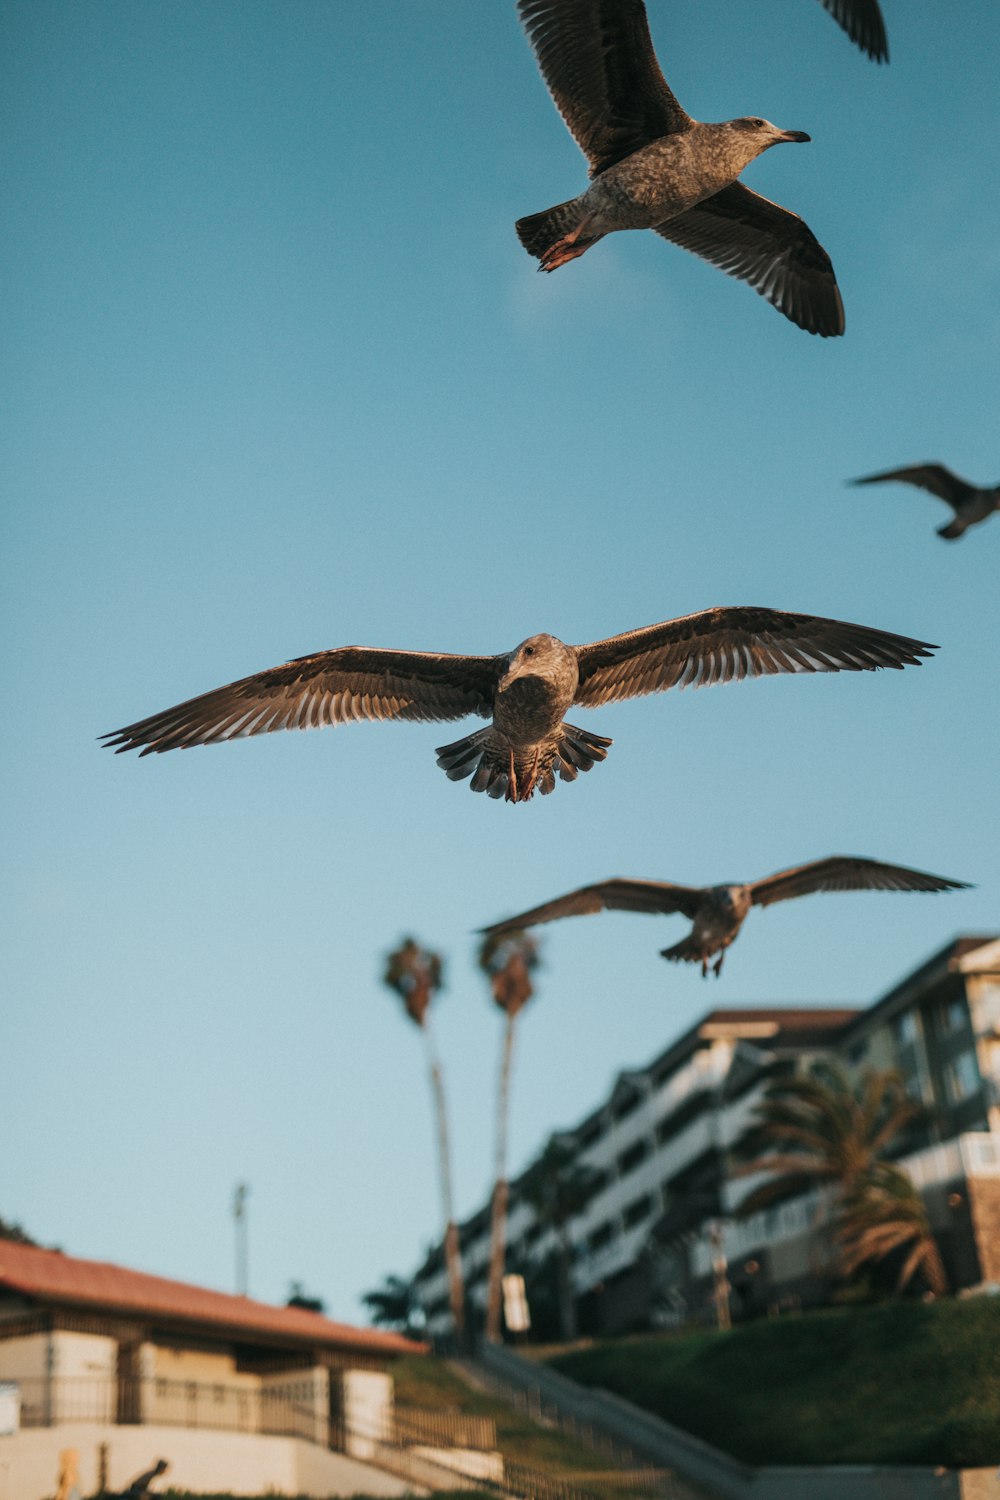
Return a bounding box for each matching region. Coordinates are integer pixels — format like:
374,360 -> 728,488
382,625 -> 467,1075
481,857 -> 969,975
516,0 -> 844,335
102,606 -> 935,803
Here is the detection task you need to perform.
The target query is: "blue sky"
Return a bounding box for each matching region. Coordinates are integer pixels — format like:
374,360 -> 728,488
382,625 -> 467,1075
3,0 -> 998,1323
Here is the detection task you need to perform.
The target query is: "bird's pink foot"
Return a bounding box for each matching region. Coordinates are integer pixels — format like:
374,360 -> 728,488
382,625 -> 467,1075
539,214 -> 597,272
539,238 -> 592,271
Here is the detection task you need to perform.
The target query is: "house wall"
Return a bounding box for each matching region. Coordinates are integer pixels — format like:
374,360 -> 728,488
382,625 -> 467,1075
0,1332 -> 118,1426
966,1176 -> 1000,1283
0,1336 -> 49,1385
0,1421 -> 418,1500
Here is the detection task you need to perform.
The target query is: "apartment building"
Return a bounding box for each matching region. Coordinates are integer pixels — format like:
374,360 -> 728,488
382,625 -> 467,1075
411,934 -> 1000,1339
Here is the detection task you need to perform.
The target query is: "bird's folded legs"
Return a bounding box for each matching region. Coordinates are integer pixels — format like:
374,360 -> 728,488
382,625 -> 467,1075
539,215 -> 598,272
505,746 -> 541,803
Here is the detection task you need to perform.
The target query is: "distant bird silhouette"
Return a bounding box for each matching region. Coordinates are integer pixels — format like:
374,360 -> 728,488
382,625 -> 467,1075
481,857 -> 969,975
852,464 -> 1000,540
818,0 -> 888,61
102,607 -> 934,803
515,0 -> 844,335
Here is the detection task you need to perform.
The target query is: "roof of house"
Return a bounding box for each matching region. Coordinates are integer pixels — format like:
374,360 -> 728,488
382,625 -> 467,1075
0,1240 -> 421,1357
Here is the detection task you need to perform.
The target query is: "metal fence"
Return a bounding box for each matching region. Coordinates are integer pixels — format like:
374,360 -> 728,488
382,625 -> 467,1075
12,1376 -> 335,1447
9,1373 -> 666,1500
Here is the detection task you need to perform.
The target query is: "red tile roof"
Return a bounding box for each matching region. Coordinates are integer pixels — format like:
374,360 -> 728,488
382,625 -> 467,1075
0,1241 -> 421,1357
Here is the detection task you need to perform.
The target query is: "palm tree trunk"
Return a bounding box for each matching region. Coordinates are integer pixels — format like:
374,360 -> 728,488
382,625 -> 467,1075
485,1011 -> 517,1342
424,1027 -> 466,1343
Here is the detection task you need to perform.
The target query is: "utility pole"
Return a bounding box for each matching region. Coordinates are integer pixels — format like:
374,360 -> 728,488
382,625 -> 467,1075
233,1182 -> 250,1296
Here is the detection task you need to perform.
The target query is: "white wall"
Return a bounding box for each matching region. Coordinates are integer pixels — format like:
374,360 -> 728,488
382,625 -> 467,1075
0,1422 -> 419,1500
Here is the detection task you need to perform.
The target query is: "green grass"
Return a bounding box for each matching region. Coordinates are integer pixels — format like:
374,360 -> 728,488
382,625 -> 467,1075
545,1299 -> 1000,1469
393,1355 -> 647,1493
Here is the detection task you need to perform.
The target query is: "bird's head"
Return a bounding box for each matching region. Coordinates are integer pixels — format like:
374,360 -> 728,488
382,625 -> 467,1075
500,633 -> 575,688
724,116 -> 810,166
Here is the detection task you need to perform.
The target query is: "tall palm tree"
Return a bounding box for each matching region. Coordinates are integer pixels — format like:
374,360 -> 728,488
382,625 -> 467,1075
519,1138 -> 603,1342
383,938 -> 465,1342
478,930 -> 540,1343
835,1163 -> 948,1297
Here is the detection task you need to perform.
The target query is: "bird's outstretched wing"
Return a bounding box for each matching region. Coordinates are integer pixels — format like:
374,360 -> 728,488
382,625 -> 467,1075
851,464 -> 974,510
102,647 -> 502,755
819,0 -> 888,62
654,184 -> 844,337
517,0 -> 692,177
573,607 -> 934,708
481,878 -> 706,936
748,856 -> 970,908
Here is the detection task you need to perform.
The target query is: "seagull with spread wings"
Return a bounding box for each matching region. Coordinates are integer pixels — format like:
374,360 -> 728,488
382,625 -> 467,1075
514,0 -> 844,336
852,464 -> 1000,540
102,606 -> 934,803
481,857 -> 969,975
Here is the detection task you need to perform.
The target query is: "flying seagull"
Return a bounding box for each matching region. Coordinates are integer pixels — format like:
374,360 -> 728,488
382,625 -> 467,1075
852,464 -> 1000,540
102,606 -> 934,803
515,0 -> 844,336
818,0 -> 888,61
481,857 -> 969,975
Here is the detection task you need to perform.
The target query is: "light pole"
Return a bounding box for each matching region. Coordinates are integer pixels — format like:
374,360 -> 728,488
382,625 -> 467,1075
233,1182 -> 249,1296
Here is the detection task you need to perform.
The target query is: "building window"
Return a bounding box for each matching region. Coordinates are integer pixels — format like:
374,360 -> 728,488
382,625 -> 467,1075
938,997 -> 967,1035
577,1118 -> 604,1148
945,1050 -> 981,1105
614,1092 -> 642,1121
892,1011 -> 919,1047
618,1138 -> 651,1175
588,1221 -> 615,1252
623,1194 -> 652,1228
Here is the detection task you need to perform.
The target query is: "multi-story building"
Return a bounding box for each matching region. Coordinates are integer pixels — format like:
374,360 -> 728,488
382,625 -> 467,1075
412,935 -> 1000,1340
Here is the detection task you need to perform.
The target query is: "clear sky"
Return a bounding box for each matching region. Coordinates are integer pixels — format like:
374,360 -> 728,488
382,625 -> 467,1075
3,0 -> 998,1325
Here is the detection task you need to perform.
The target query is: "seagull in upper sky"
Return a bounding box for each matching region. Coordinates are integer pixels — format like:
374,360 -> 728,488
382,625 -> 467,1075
102,606 -> 934,804
818,0 -> 888,61
851,464 -> 1000,540
514,0 -> 845,336
481,857 -> 969,976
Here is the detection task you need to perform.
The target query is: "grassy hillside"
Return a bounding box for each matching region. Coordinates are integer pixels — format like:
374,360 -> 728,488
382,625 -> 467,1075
546,1299 -> 1000,1468
393,1355 -> 648,1494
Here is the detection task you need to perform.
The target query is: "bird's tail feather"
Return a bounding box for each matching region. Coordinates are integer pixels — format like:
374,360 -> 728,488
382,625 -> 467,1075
435,722 -> 612,804
660,935 -> 705,965
516,198 -> 586,260
937,519 -> 966,540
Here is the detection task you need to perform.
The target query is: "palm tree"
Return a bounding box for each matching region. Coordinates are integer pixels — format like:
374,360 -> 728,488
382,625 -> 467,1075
835,1163 -> 948,1297
518,1138 -> 602,1342
734,1061 -> 920,1213
362,1273 -> 425,1338
383,938 -> 465,1342
478,930 -> 540,1343
734,1061 -> 937,1294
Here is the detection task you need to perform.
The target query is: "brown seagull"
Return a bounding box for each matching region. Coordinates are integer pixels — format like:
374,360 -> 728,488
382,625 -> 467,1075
102,606 -> 934,803
852,464 -> 1000,541
515,0 -> 844,336
481,857 -> 969,976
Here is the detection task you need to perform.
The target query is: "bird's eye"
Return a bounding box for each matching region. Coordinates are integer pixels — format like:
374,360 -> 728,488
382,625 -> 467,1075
524,646 -> 535,656
750,117 -> 764,128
